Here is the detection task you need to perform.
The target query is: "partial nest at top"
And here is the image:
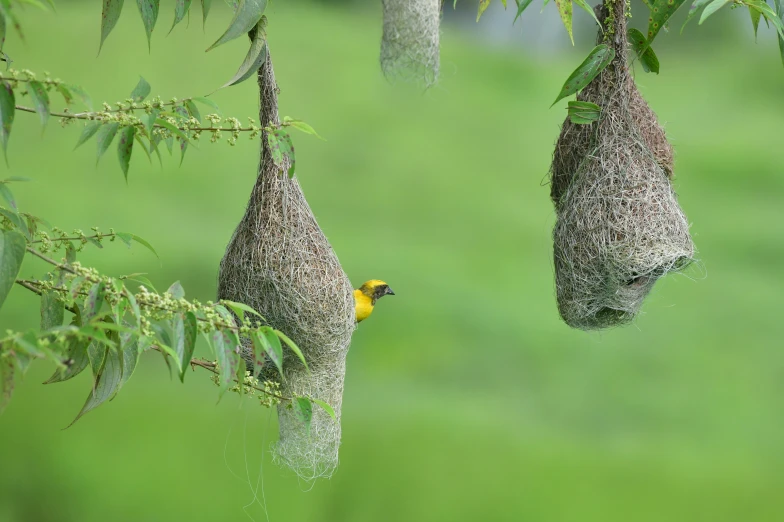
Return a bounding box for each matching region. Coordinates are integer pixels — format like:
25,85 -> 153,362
380,0 -> 441,87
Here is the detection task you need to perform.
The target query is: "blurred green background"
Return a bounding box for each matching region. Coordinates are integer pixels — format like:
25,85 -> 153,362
2,1 -> 784,521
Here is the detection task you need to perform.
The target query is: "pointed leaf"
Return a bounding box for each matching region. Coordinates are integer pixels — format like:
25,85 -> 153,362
294,396 -> 312,432
125,233 -> 159,258
221,17 -> 266,87
174,311 -> 197,382
184,100 -> 201,123
568,100 -> 601,124
574,0 -> 601,26
136,0 -> 159,49
67,345 -> 122,426
267,131 -> 282,166
0,356 -> 14,413
259,326 -> 282,373
119,331 -> 140,388
66,84 -> 93,110
212,329 -> 238,398
477,0 -> 490,21
0,81 -> 14,161
83,282 -> 105,323
201,0 -> 212,26
99,0 -> 125,53
647,0 -> 688,43
117,126 -> 135,180
628,28 -> 660,74
27,80 -> 50,128
166,280 -> 185,299
0,182 -> 15,210
287,119 -> 322,139
221,299 -> 263,323
513,0 -> 534,22
170,0 -> 192,33
206,0 -> 267,51
75,121 -> 102,149
552,45 -> 614,106
749,5 -> 761,38
554,0 -> 574,44
192,96 -> 221,115
275,329 -> 307,371
45,335 -> 90,384
96,122 -> 120,164
40,290 -> 64,330
130,76 -> 151,102
0,230 -> 25,312
699,0 -> 729,24
310,397 -> 336,421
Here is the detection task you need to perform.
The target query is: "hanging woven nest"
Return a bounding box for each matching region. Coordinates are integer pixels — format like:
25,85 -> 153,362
218,52 -> 355,480
380,0 -> 441,86
549,0 -> 694,330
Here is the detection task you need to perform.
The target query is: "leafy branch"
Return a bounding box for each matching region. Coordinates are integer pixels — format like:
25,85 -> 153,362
0,180 -> 333,429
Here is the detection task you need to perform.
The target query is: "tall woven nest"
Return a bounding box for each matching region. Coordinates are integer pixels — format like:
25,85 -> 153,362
218,52 -> 355,480
380,0 -> 441,86
549,0 -> 695,330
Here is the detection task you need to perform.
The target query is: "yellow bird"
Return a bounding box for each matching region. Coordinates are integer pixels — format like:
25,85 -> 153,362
354,280 -> 395,323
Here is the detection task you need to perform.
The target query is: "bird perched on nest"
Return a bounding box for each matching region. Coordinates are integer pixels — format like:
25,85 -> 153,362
354,280 -> 395,322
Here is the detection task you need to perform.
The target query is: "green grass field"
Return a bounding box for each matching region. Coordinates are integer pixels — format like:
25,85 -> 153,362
1,2 -> 784,521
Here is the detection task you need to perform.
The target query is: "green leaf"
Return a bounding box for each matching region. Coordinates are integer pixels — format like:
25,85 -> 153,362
221,299 -> 263,323
1,356 -> 14,413
552,45 -> 614,107
294,396 -> 312,431
0,81 -> 14,162
184,100 -> 201,123
310,397 -> 336,421
99,0 -> 125,53
56,84 -> 74,105
574,0 -> 601,27
74,121 -> 102,149
170,0 -> 192,33
201,0 -> 212,27
69,275 -> 86,301
67,344 -> 122,427
83,282 -> 105,323
44,335 -> 91,384
221,17 -> 267,87
135,0 -> 159,50
174,311 -> 197,382
206,0 -> 267,51
627,28 -> 660,74
140,108 -> 159,138
0,182 -> 15,210
166,280 -> 185,299
554,0 -> 574,45
96,122 -> 120,164
123,233 -> 159,258
124,274 -> 157,292
267,130 -> 282,166
647,0 -> 688,43
0,230 -> 25,312
567,100 -> 601,124
0,0 -> 22,42
252,327 -> 282,375
747,0 -> 784,41
775,0 -> 784,66
154,117 -> 189,143
27,80 -> 50,128
0,208 -> 26,236
119,331 -> 140,388
513,0 -> 534,22
130,76 -> 151,102
212,329 -> 238,398
477,0 -> 491,21
275,329 -> 307,371
40,291 -> 64,330
699,0 -> 729,24
273,129 -> 295,177
286,119 -> 323,139
749,5 -> 762,38
192,96 -> 221,115
66,84 -> 93,111
172,106 -> 190,165
117,126 -> 135,181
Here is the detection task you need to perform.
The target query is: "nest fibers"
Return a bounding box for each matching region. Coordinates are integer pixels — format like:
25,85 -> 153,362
380,0 -> 441,86
218,52 -> 355,480
549,0 -> 694,330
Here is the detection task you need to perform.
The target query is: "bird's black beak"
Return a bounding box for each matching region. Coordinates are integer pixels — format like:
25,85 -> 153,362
386,287 -> 395,296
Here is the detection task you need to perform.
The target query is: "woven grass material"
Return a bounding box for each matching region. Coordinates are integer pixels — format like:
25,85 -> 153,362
380,0 -> 441,87
218,52 -> 355,480
549,0 -> 694,330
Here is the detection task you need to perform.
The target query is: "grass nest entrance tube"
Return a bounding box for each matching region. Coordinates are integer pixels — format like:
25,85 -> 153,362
549,0 -> 695,330
218,52 -> 355,480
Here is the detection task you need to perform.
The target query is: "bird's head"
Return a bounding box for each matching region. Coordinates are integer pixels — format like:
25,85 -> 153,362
359,279 -> 395,303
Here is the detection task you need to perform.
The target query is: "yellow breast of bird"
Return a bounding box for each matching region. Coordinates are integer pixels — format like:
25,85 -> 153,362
354,289 -> 374,322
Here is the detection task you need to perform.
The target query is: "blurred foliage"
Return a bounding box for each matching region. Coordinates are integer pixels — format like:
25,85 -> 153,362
0,1 -> 783,522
